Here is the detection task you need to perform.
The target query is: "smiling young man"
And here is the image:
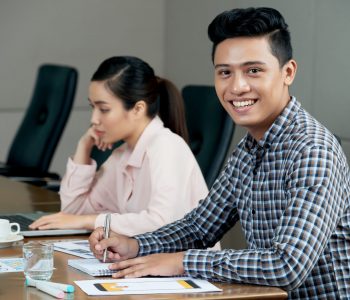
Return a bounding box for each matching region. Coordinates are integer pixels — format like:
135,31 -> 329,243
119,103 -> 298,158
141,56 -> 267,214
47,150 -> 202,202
89,7 -> 350,299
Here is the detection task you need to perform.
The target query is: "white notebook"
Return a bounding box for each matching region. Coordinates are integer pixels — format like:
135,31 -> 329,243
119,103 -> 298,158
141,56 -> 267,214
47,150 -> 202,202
68,259 -> 114,276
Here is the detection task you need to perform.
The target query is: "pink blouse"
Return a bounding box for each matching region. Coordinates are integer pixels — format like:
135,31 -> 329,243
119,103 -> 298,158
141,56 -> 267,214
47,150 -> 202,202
60,117 -> 209,236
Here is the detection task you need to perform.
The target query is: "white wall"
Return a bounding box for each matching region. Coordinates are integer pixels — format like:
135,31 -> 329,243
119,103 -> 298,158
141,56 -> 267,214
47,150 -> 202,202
0,0 -> 166,175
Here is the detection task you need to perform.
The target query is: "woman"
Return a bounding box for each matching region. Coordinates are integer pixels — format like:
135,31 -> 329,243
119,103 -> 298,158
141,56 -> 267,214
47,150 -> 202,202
29,56 -> 208,236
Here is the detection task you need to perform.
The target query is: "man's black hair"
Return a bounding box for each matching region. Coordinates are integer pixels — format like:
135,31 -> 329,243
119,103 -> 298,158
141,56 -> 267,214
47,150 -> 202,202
208,7 -> 293,66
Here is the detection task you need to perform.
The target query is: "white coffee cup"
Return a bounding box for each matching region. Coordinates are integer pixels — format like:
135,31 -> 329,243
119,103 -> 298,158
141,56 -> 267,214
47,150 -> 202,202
0,219 -> 20,240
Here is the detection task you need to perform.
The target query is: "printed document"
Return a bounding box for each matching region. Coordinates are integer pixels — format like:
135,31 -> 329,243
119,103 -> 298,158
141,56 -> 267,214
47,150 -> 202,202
54,240 -> 95,258
0,258 -> 24,272
75,277 -> 222,295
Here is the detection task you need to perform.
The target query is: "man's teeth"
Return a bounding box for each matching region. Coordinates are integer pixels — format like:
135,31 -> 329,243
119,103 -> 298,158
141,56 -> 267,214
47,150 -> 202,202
232,100 -> 256,107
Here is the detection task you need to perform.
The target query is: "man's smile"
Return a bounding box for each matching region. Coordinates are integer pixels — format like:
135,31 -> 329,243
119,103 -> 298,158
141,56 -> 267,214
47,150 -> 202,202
227,98 -> 258,110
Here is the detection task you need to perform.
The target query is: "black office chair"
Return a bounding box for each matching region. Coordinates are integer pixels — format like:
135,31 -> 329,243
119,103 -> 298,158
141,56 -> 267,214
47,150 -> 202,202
90,141 -> 123,170
0,64 -> 78,186
334,134 -> 341,145
182,85 -> 235,187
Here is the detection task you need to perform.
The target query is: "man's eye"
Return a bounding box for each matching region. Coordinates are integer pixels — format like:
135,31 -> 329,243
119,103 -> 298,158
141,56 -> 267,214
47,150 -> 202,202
248,68 -> 261,74
100,109 -> 110,113
218,70 -> 230,76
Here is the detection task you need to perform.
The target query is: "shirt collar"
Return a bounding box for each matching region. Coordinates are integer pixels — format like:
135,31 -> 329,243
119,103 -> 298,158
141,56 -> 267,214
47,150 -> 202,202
126,116 -> 164,168
244,96 -> 300,153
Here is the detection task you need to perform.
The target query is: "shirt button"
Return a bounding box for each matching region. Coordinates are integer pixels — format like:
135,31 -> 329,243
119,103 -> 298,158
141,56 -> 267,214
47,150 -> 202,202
252,209 -> 256,215
253,169 -> 257,175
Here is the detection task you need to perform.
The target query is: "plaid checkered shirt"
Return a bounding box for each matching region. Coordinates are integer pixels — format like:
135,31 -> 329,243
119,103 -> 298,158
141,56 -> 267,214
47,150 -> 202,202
135,97 -> 350,299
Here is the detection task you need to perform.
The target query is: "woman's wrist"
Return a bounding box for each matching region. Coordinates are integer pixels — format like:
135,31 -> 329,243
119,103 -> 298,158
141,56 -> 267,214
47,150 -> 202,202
73,140 -> 93,165
82,214 -> 98,230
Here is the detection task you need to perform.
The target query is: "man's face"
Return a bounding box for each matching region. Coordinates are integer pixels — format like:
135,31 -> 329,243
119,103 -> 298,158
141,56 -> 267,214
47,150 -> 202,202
214,36 -> 296,140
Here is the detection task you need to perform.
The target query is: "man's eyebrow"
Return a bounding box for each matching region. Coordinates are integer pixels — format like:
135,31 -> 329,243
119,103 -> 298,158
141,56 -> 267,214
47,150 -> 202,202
214,64 -> 230,69
214,61 -> 267,69
241,61 -> 266,67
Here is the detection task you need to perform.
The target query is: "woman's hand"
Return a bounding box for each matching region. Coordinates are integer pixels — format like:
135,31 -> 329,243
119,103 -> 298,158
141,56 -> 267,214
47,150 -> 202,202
29,212 -> 97,230
73,127 -> 114,165
110,252 -> 185,278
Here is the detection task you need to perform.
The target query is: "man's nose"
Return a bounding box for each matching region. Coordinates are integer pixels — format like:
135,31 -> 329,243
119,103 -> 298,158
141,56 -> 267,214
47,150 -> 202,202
230,74 -> 250,95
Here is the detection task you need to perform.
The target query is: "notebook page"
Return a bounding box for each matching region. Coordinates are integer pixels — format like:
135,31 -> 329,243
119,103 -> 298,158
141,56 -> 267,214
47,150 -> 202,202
68,259 -> 114,276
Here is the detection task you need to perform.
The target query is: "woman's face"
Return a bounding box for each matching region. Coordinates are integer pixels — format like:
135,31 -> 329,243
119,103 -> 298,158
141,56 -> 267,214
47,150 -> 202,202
88,81 -> 137,145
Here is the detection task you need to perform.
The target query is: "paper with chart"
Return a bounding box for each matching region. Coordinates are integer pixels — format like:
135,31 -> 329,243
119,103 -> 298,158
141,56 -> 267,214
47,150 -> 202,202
74,277 -> 222,295
54,240 -> 95,258
0,258 -> 24,273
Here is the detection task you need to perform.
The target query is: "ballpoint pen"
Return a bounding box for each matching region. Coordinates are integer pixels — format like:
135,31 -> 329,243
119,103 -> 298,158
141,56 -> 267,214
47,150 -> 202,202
103,213 -> 111,263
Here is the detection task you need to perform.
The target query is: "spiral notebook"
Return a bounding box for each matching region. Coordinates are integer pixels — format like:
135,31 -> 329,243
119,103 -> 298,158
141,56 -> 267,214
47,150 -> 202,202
68,259 -> 114,276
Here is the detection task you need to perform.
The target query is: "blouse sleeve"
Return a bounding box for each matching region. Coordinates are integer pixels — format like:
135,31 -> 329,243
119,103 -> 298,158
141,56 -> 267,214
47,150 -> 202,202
60,156 -> 119,214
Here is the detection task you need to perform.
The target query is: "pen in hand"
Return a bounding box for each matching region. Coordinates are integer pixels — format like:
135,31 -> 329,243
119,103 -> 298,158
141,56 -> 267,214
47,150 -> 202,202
103,213 -> 111,263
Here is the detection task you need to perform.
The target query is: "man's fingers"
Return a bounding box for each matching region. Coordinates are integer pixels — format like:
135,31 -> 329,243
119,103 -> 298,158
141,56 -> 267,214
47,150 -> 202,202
110,257 -> 148,272
112,263 -> 149,279
89,230 -> 121,260
89,227 -> 104,241
88,227 -> 104,252
98,237 -> 120,251
109,252 -> 121,260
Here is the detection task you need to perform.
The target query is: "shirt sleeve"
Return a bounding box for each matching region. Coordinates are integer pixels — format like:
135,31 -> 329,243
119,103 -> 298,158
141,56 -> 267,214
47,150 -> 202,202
95,135 -> 209,236
136,146 -> 348,290
60,157 -> 118,214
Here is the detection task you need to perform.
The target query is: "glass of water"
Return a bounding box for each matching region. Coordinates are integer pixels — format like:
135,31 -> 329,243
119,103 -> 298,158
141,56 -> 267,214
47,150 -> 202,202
23,242 -> 54,280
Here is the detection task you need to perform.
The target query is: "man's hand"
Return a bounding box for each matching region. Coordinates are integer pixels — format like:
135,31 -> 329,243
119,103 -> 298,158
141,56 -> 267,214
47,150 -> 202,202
29,212 -> 97,230
88,227 -> 139,262
110,252 -> 185,278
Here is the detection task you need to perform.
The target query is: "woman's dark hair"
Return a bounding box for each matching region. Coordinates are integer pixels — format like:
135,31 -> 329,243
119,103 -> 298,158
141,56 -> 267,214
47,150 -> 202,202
91,56 -> 188,143
208,7 -> 293,67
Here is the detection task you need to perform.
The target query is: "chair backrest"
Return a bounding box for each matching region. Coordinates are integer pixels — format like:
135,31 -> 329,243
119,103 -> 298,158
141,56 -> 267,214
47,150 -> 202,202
6,64 -> 78,172
182,85 -> 235,187
334,134 -> 341,145
90,141 -> 123,170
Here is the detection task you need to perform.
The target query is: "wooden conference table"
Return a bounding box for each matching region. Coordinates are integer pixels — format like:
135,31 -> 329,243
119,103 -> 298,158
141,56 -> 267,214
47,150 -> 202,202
0,176 -> 288,299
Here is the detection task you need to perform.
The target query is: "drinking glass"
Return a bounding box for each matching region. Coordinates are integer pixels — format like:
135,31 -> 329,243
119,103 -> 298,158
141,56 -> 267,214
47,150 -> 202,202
23,242 -> 54,280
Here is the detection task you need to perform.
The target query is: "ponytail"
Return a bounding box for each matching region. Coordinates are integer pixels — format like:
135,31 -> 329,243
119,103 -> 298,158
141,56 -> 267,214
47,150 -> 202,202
157,77 -> 189,144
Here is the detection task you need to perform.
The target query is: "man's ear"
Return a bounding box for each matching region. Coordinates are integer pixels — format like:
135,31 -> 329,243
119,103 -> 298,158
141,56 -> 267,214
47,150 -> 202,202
133,100 -> 147,118
284,59 -> 297,86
